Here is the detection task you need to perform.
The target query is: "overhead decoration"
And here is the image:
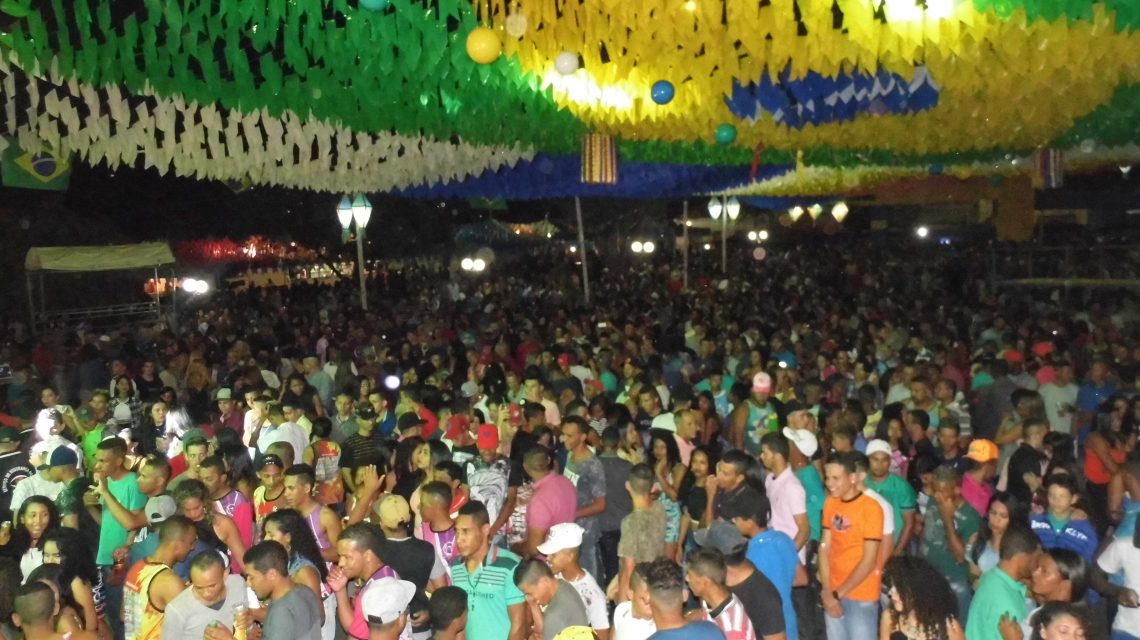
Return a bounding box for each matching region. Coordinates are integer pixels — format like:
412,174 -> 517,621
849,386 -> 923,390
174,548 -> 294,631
555,52 -> 580,76
651,81 -> 675,106
581,133 -> 617,185
1,137 -> 71,190
466,27 -> 503,64
0,0 -> 1138,196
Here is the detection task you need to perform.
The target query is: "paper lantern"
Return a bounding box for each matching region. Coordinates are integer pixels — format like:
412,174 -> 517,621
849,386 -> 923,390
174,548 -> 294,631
715,124 -> 737,145
359,0 -> 390,10
651,80 -> 675,105
581,133 -> 617,184
1033,148 -> 1063,189
466,28 -> 502,65
555,52 -> 579,75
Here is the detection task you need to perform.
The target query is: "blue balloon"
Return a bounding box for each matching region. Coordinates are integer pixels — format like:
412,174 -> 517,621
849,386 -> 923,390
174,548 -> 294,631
359,0 -> 390,11
929,163 -> 944,175
714,123 -> 737,145
651,80 -> 675,105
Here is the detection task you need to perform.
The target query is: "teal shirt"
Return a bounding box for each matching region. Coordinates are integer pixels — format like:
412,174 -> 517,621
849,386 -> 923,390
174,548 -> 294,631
864,474 -> 916,544
922,500 -> 981,586
965,567 -> 1028,640
451,547 -> 527,640
599,370 -> 618,393
794,465 -> 826,541
96,472 -> 147,566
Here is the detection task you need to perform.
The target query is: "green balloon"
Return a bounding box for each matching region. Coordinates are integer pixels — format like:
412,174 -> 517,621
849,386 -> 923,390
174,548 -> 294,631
715,123 -> 737,145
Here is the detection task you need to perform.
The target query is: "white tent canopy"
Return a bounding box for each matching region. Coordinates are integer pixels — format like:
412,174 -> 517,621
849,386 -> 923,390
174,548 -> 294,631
25,242 -> 175,272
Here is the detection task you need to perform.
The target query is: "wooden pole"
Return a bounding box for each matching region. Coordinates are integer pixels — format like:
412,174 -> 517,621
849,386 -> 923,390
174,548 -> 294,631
575,197 -> 590,305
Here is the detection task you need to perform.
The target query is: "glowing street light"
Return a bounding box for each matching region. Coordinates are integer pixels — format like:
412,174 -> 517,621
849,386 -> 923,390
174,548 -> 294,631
916,226 -> 930,239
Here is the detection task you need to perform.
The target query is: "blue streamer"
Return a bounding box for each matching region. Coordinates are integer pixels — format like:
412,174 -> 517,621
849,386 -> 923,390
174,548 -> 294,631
395,155 -> 792,200
724,64 -> 940,129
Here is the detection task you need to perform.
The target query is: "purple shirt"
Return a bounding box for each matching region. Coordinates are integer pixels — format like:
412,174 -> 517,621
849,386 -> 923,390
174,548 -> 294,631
527,472 -> 578,532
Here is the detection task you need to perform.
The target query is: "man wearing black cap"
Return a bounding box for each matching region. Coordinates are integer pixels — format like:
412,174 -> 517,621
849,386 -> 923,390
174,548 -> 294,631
339,404 -> 387,494
0,425 -> 32,522
396,412 -> 427,440
693,520 -> 788,640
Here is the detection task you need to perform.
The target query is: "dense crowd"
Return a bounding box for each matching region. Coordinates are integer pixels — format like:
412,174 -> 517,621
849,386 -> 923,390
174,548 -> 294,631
1,239 -> 1139,640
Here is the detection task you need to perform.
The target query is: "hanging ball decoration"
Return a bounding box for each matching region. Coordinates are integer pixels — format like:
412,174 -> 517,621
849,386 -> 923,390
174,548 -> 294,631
753,247 -> 767,262
504,13 -> 528,38
359,0 -> 390,11
466,27 -> 502,64
929,163 -> 944,175
714,124 -> 737,145
1078,139 -> 1096,154
554,51 -> 579,75
650,80 -> 675,105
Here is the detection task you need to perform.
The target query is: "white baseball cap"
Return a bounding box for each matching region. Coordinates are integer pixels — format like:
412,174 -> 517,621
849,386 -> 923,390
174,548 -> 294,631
537,522 -> 585,556
361,578 -> 416,625
782,427 -> 818,458
651,412 -> 677,433
865,439 -> 893,458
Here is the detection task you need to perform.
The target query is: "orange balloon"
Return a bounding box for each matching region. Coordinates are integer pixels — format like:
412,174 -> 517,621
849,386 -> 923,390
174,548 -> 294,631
466,27 -> 502,64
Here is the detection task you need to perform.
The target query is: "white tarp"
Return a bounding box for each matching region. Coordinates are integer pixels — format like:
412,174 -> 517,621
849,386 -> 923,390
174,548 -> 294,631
25,242 -> 175,272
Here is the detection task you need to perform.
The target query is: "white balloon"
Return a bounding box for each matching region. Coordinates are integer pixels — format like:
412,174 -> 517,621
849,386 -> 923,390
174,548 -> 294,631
555,52 -> 579,75
505,13 -> 528,38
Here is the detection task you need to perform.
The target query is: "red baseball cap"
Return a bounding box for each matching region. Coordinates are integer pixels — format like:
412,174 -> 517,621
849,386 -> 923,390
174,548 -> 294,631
558,354 -> 573,367
508,403 -> 523,427
444,415 -> 471,440
476,424 -> 500,450
1003,350 -> 1025,364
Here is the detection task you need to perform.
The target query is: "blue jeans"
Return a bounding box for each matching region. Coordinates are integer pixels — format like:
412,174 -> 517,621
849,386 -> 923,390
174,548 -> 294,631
948,579 -> 973,628
101,566 -> 125,640
578,528 -> 601,583
824,598 -> 879,640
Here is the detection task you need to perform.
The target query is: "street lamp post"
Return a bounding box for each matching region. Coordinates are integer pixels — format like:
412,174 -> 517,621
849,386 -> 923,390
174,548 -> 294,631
337,194 -> 373,310
707,196 -> 740,273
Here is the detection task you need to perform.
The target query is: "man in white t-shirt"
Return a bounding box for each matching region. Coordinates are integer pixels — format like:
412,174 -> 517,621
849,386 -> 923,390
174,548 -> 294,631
612,563 -> 656,640
855,455 -> 895,570
1095,534 -> 1140,639
539,523 -> 611,640
1038,363 -> 1078,435
252,403 -> 307,464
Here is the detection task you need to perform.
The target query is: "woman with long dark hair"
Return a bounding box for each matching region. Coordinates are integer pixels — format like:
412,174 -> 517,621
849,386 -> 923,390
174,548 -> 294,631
392,436 -> 427,501
408,439 -> 451,530
42,527 -> 105,635
881,555 -> 965,639
214,427 -> 257,499
967,492 -> 1030,585
678,446 -> 717,555
26,563 -> 87,635
649,429 -> 687,563
263,510 -> 334,640
0,495 -> 60,581
1027,601 -> 1088,640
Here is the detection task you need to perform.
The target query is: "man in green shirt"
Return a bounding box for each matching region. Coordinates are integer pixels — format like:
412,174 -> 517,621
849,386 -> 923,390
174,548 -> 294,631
864,440 -> 917,553
922,465 -> 981,623
966,526 -> 1040,638
452,501 -> 527,640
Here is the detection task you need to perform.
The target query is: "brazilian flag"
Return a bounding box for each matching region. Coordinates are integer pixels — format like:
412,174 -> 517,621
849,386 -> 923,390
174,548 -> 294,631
1,138 -> 72,191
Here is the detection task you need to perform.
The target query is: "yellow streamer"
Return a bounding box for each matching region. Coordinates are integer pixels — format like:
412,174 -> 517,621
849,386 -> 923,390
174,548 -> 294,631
480,1 -> 1140,154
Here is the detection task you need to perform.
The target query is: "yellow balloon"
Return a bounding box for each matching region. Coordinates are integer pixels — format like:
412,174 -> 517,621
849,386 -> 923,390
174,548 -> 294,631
466,27 -> 502,64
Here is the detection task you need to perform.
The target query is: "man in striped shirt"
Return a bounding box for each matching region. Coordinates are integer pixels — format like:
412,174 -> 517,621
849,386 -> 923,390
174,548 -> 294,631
685,549 -> 759,640
451,501 -> 528,640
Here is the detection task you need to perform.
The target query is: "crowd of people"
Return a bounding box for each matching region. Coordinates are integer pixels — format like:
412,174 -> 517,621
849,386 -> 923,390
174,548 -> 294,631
0,239 -> 1139,640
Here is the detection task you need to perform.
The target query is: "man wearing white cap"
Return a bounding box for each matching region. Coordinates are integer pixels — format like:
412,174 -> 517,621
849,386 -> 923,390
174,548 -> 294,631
783,424 -> 828,640
538,523 -> 611,640
361,578 -> 417,640
728,372 -> 777,456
